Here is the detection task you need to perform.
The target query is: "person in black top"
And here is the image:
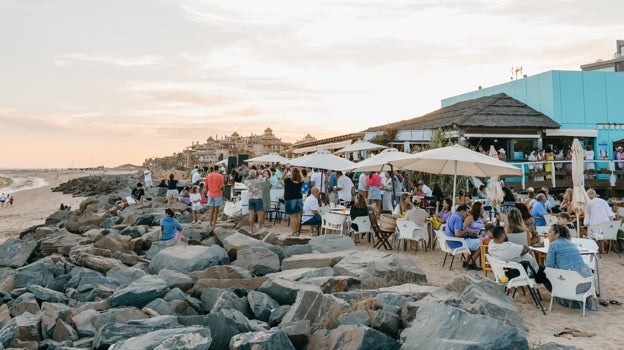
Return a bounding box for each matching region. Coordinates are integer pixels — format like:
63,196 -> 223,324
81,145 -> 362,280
281,167 -> 304,235
132,183 -> 145,203
350,193 -> 370,243
166,174 -> 179,207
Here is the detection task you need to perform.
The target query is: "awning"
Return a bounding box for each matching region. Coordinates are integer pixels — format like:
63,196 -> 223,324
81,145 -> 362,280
463,133 -> 540,139
292,140 -> 352,154
545,129 -> 598,137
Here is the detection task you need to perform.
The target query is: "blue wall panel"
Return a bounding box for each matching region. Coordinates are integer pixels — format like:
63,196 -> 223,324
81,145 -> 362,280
557,72 -> 586,125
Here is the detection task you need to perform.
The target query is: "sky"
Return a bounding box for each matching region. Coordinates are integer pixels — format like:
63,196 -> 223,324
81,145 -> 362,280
1,0 -> 622,168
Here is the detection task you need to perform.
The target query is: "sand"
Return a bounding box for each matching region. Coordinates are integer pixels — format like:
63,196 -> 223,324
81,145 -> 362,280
1,174 -> 622,349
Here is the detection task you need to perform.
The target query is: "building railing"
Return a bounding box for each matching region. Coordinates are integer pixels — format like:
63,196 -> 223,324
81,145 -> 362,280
505,159 -> 623,190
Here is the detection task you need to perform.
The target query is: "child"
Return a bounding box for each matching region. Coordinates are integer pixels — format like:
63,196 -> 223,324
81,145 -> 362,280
190,185 -> 202,224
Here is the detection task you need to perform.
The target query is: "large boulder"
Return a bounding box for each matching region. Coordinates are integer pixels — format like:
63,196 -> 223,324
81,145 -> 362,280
69,245 -> 127,273
281,251 -> 354,270
109,327 -> 212,350
205,309 -> 258,350
233,246 -> 280,276
307,325 -> 401,350
107,275 -> 170,308
280,289 -> 349,332
247,291 -> 280,322
93,233 -> 131,253
258,278 -> 323,306
38,230 -> 92,257
400,302 -> 528,350
93,315 -> 181,350
64,211 -> 107,233
0,239 -> 37,268
213,228 -> 277,260
333,249 -> 393,277
230,329 -> 295,350
148,245 -> 229,275
13,259 -> 67,289
362,253 -> 427,288
309,234 -> 356,253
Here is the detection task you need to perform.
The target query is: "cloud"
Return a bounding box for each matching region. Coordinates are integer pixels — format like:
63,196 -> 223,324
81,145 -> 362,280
54,52 -> 167,68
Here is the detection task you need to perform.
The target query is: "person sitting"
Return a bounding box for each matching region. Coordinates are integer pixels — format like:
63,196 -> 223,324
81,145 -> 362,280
545,224 -> 594,307
131,183 -> 145,203
178,187 -> 191,205
350,193 -> 370,243
455,189 -> 472,206
557,212 -> 576,232
463,201 -> 486,238
445,204 -> 481,270
488,225 -> 540,274
435,198 -> 453,224
392,193 -> 412,218
405,196 -> 429,228
160,208 -> 184,241
302,187 -> 322,227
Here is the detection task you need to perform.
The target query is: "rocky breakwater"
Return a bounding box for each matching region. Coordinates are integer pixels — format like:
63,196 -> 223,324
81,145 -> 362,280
0,175 -> 560,349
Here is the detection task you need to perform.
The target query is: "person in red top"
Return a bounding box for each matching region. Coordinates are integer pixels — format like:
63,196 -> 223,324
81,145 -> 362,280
366,172 -> 382,217
205,165 -> 225,228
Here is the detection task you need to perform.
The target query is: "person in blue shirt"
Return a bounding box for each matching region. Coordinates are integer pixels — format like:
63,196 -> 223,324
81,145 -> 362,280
444,204 -> 481,270
160,208 -> 183,241
531,193 -> 548,226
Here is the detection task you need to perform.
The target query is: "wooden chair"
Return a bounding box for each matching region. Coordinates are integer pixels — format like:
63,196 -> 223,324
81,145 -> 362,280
480,238 -> 491,278
369,212 -> 394,250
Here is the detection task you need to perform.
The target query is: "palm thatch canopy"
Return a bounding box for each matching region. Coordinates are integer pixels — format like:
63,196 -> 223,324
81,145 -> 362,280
364,93 -> 560,132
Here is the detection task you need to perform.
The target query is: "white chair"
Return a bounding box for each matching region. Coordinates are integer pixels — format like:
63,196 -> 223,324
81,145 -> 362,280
506,231 -> 529,246
570,237 -> 601,294
544,214 -> 558,227
545,267 -> 597,317
349,216 -> 373,243
435,225 -> 471,270
486,254 -> 546,315
395,218 -> 427,253
588,220 -> 620,254
536,225 -> 550,235
321,212 -> 347,235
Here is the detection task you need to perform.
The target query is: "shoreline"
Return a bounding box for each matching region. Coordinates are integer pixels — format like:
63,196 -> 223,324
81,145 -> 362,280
0,176 -> 12,189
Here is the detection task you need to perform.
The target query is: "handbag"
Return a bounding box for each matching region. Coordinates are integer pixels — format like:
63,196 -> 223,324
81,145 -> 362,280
430,216 -> 442,230
379,214 -> 397,231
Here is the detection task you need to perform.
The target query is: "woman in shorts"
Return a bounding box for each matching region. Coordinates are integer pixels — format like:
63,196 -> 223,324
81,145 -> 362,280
166,173 -> 179,207
282,167 -> 304,235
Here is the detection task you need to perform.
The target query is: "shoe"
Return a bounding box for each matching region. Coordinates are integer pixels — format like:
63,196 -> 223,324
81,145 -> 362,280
462,261 -> 468,268
466,263 -> 481,271
609,299 -> 622,305
599,299 -> 609,307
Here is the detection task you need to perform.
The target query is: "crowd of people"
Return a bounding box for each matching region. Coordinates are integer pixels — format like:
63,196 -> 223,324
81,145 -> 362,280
0,192 -> 14,207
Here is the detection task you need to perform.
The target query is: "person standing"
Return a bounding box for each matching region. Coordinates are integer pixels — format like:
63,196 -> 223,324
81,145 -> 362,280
366,172 -> 382,217
205,165 -> 224,228
144,167 -> 153,188
335,171 -> 354,206
282,167 -> 304,235
165,174 -> 179,207
244,170 -> 265,234
358,172 -> 369,199
584,188 -> 615,252
260,169 -> 272,213
190,185 -> 202,224
0,193 -> 6,207
616,146 -> 624,172
191,165 -> 200,185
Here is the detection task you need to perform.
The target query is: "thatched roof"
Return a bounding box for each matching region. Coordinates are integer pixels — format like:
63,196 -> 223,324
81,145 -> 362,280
364,93 -> 560,132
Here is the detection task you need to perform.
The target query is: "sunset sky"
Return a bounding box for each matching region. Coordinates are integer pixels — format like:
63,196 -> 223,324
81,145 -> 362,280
1,0 -> 622,168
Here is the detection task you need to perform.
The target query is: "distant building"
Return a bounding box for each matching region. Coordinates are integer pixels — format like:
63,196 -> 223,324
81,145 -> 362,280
581,40 -> 624,72
184,127 -> 291,167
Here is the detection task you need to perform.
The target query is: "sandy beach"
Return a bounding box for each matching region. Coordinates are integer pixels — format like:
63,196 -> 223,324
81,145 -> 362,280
1,174 -> 622,349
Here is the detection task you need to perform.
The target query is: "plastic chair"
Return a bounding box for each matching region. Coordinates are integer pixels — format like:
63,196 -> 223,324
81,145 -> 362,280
349,215 -> 373,243
544,214 -> 558,227
434,226 -> 471,270
395,218 -> 427,253
506,231 -> 529,246
487,254 -> 546,315
321,212 -> 347,235
545,267 -> 596,317
588,220 -> 620,254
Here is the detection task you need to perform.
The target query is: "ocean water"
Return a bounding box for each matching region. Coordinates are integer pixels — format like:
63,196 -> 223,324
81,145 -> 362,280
0,173 -> 49,194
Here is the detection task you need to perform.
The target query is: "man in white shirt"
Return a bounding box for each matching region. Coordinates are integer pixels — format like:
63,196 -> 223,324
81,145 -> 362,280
583,188 -> 615,226
488,226 -> 539,273
358,172 -> 369,199
302,187 -> 322,224
144,167 -> 153,188
419,180 -> 433,197
191,165 -> 200,185
335,171 -> 354,205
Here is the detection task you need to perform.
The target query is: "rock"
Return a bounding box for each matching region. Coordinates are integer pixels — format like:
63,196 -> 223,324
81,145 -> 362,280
0,239 -> 37,268
38,230 -> 92,257
53,318 -> 79,342
281,250 -> 354,270
401,302 -> 528,349
93,315 -> 181,350
268,305 -> 291,327
307,325 -> 400,350
309,234 -> 356,253
64,211 -> 107,233
70,308 -> 99,337
211,290 -> 252,317
106,266 -> 147,287
279,320 -> 310,349
266,267 -> 335,282
0,318 -> 18,349
247,291 -> 280,322
281,289 -> 349,332
258,278 -> 323,305
200,288 -> 225,313
0,268 -> 15,292
148,245 -> 229,275
213,228 -> 276,261
333,249 -> 393,277
281,244 -> 313,258
192,278 -> 268,294
12,312 -> 42,344
371,310 -> 400,338
158,269 -> 194,291
68,245 -> 127,273
93,233 -> 130,253
34,226 -> 54,240
91,307 -> 148,330
107,275 -> 169,308
205,309 -> 257,350
108,327 -> 212,350
230,329 -> 295,350
277,236 -> 312,247
0,305 -> 10,328
143,298 -> 176,316
145,240 -> 187,260
13,259 -> 67,289
26,285 -> 67,304
335,310 -> 372,327
190,265 -> 252,281
299,276 -> 360,294
362,253 -> 427,288
375,293 -> 410,314
45,210 -> 71,225
8,293 -> 40,317
536,343 -> 583,350
163,288 -> 202,314
233,246 -> 280,276
40,302 -> 70,336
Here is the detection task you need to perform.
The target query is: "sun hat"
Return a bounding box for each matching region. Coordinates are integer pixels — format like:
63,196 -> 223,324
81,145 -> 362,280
498,148 -> 506,154
527,187 -> 535,192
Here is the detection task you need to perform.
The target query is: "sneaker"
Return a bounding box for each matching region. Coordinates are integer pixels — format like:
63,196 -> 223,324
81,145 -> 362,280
466,263 -> 481,271
462,261 -> 468,268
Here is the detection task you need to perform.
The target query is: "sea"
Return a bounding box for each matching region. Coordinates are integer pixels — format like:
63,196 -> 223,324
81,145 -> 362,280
0,172 -> 49,195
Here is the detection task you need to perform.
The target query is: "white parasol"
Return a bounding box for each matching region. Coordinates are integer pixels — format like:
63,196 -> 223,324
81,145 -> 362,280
344,148 -> 412,172
245,153 -> 290,164
334,140 -> 387,155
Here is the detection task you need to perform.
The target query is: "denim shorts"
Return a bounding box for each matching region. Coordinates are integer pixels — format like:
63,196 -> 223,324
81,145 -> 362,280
208,196 -> 223,207
248,198 -> 264,211
285,199 -> 303,214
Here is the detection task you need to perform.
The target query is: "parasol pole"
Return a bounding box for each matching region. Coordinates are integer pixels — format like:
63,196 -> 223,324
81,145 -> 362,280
451,161 -> 458,211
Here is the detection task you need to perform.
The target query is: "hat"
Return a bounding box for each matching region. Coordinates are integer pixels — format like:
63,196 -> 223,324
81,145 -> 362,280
498,148 -> 506,154
527,187 -> 535,192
